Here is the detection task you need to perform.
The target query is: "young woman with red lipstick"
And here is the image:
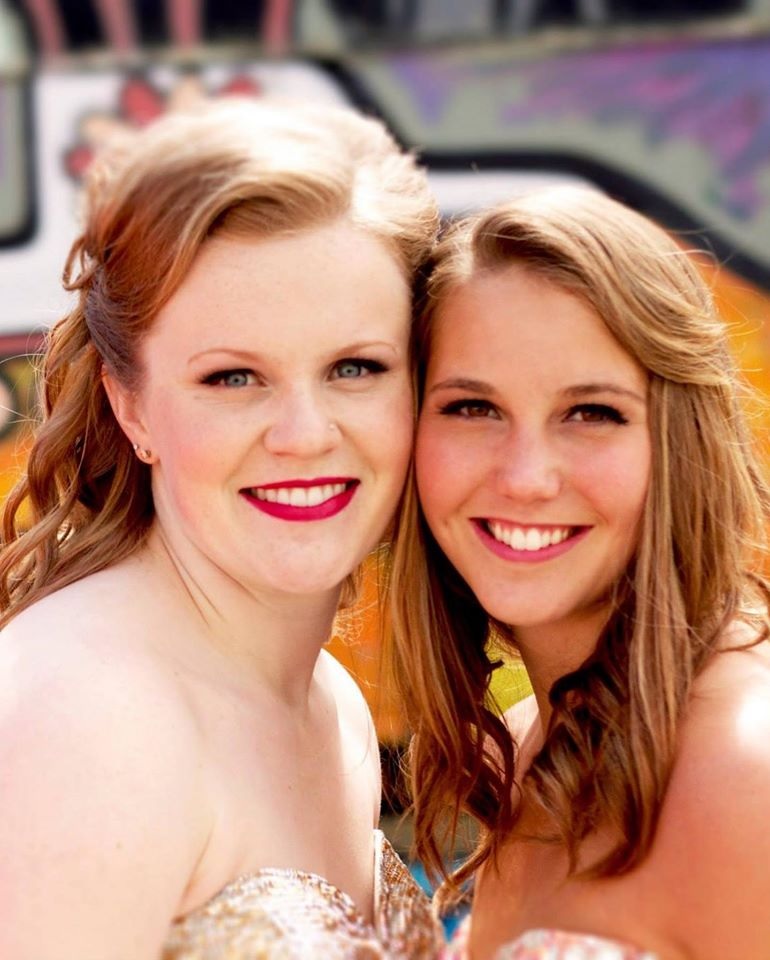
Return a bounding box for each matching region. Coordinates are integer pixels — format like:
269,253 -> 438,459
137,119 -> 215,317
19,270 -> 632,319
389,187 -> 770,960
0,98 -> 442,959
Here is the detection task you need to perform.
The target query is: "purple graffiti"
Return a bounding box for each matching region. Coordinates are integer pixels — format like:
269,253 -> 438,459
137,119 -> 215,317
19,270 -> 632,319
385,38 -> 770,222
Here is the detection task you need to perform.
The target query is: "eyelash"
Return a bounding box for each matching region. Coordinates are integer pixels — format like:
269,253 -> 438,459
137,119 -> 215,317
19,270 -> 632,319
566,403 -> 628,425
201,369 -> 256,388
438,399 -> 497,418
332,358 -> 388,379
437,400 -> 629,424
200,358 -> 388,388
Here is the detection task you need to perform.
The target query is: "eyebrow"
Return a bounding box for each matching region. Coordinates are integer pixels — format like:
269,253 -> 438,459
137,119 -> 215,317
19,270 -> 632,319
428,377 -> 646,405
187,340 -> 400,365
187,347 -> 262,366
427,377 -> 494,396
563,383 -> 647,405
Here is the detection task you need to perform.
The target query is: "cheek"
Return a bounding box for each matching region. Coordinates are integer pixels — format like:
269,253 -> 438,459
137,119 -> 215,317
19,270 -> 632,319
148,393 -> 237,480
582,437 -> 651,531
155,413 -> 207,461
414,425 -> 459,521
379,398 -> 414,489
364,375 -> 414,480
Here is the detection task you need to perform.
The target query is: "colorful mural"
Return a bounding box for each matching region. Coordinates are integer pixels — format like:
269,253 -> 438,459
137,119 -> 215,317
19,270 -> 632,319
64,73 -> 264,181
0,334 -> 43,504
350,35 -> 770,287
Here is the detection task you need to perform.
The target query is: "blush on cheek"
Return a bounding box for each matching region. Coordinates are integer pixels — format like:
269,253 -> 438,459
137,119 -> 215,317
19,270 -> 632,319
589,443 -> 650,501
415,439 -> 469,510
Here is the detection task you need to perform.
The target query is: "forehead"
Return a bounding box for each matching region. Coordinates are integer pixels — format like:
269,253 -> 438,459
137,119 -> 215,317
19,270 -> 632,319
142,221 -> 411,363
428,265 -> 646,388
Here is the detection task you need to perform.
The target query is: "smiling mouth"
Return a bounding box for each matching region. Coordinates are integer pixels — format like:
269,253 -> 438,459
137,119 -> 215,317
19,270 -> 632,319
248,481 -> 351,508
242,478 -> 359,522
479,520 -> 583,552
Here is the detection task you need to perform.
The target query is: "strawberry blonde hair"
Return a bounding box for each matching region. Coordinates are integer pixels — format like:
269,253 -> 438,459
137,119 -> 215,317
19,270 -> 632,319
388,186 -> 770,902
0,98 -> 439,624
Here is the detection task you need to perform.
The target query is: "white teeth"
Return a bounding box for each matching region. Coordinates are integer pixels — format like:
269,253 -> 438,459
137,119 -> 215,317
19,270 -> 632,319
525,529 -> 541,551
487,523 -> 572,552
306,487 -> 324,507
254,483 -> 347,507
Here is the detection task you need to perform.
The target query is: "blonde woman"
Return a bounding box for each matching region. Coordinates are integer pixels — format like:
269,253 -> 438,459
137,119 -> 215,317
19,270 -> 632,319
0,98 -> 442,959
390,187 -> 770,959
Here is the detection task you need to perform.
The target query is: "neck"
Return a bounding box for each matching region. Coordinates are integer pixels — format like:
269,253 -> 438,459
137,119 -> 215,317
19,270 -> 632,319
513,606 -> 610,728
141,525 -> 342,708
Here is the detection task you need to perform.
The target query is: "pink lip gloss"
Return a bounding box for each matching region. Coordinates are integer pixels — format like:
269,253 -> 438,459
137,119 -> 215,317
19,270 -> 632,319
473,520 -> 589,563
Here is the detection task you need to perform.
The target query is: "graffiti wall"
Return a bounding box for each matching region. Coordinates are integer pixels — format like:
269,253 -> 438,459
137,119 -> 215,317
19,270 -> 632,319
350,35 -> 770,288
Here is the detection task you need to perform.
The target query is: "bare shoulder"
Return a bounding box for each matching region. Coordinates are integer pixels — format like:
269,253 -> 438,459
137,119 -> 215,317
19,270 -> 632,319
0,577 -> 209,958
0,570 -> 204,752
642,627 -> 770,959
318,649 -> 381,814
684,620 -> 770,756
319,647 -> 376,731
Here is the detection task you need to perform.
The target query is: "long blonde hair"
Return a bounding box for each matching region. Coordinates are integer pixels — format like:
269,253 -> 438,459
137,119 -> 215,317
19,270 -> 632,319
389,186 -> 770,900
0,98 -> 439,625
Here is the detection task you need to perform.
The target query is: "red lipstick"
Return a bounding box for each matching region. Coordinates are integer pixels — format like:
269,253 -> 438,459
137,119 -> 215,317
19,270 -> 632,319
241,478 -> 358,522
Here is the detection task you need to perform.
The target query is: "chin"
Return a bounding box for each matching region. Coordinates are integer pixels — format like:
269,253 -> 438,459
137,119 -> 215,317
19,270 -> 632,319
266,563 -> 355,597
268,575 -> 345,597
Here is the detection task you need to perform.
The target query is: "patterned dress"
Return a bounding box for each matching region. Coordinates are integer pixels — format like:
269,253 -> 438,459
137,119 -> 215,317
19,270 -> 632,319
162,829 -> 444,959
440,917 -> 657,960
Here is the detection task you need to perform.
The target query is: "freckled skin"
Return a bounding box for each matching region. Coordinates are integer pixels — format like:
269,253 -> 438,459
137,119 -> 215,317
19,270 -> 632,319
116,222 -> 414,599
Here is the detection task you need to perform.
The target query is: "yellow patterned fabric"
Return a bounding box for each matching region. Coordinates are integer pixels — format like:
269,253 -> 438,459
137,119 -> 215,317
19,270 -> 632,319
162,830 -> 444,960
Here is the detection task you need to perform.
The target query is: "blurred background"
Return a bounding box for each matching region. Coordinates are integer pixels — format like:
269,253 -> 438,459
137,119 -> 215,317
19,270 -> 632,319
1,0 -> 770,883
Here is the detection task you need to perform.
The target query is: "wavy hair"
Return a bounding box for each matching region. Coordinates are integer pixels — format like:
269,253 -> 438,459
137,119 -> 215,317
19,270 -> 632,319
0,97 -> 439,625
388,186 -> 770,902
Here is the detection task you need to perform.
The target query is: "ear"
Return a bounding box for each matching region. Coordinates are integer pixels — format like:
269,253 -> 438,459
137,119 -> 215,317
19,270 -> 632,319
101,367 -> 156,463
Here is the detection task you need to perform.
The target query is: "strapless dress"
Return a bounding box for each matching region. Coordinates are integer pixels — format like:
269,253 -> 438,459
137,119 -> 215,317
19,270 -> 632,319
440,917 -> 657,959
162,828 -> 444,959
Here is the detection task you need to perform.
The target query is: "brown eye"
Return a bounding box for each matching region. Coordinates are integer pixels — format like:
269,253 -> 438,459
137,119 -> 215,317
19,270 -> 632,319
440,399 -> 498,419
567,404 -> 628,424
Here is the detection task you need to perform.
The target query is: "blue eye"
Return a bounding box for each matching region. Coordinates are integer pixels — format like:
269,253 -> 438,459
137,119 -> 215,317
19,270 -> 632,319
203,369 -> 255,387
333,358 -> 386,380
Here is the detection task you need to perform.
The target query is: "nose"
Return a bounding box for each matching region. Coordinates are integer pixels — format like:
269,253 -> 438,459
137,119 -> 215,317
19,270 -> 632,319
494,429 -> 562,502
262,388 -> 340,459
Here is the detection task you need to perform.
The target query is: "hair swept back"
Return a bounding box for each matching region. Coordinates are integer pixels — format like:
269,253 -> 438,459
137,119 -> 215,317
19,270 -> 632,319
0,97 -> 439,625
388,185 -> 770,904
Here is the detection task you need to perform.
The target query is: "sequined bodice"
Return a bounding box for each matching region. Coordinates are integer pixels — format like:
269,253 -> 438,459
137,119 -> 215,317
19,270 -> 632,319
493,930 -> 657,960
440,918 -> 657,959
162,829 -> 443,959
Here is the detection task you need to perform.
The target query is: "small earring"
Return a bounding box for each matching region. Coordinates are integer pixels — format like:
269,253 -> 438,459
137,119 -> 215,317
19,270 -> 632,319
132,442 -> 152,462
